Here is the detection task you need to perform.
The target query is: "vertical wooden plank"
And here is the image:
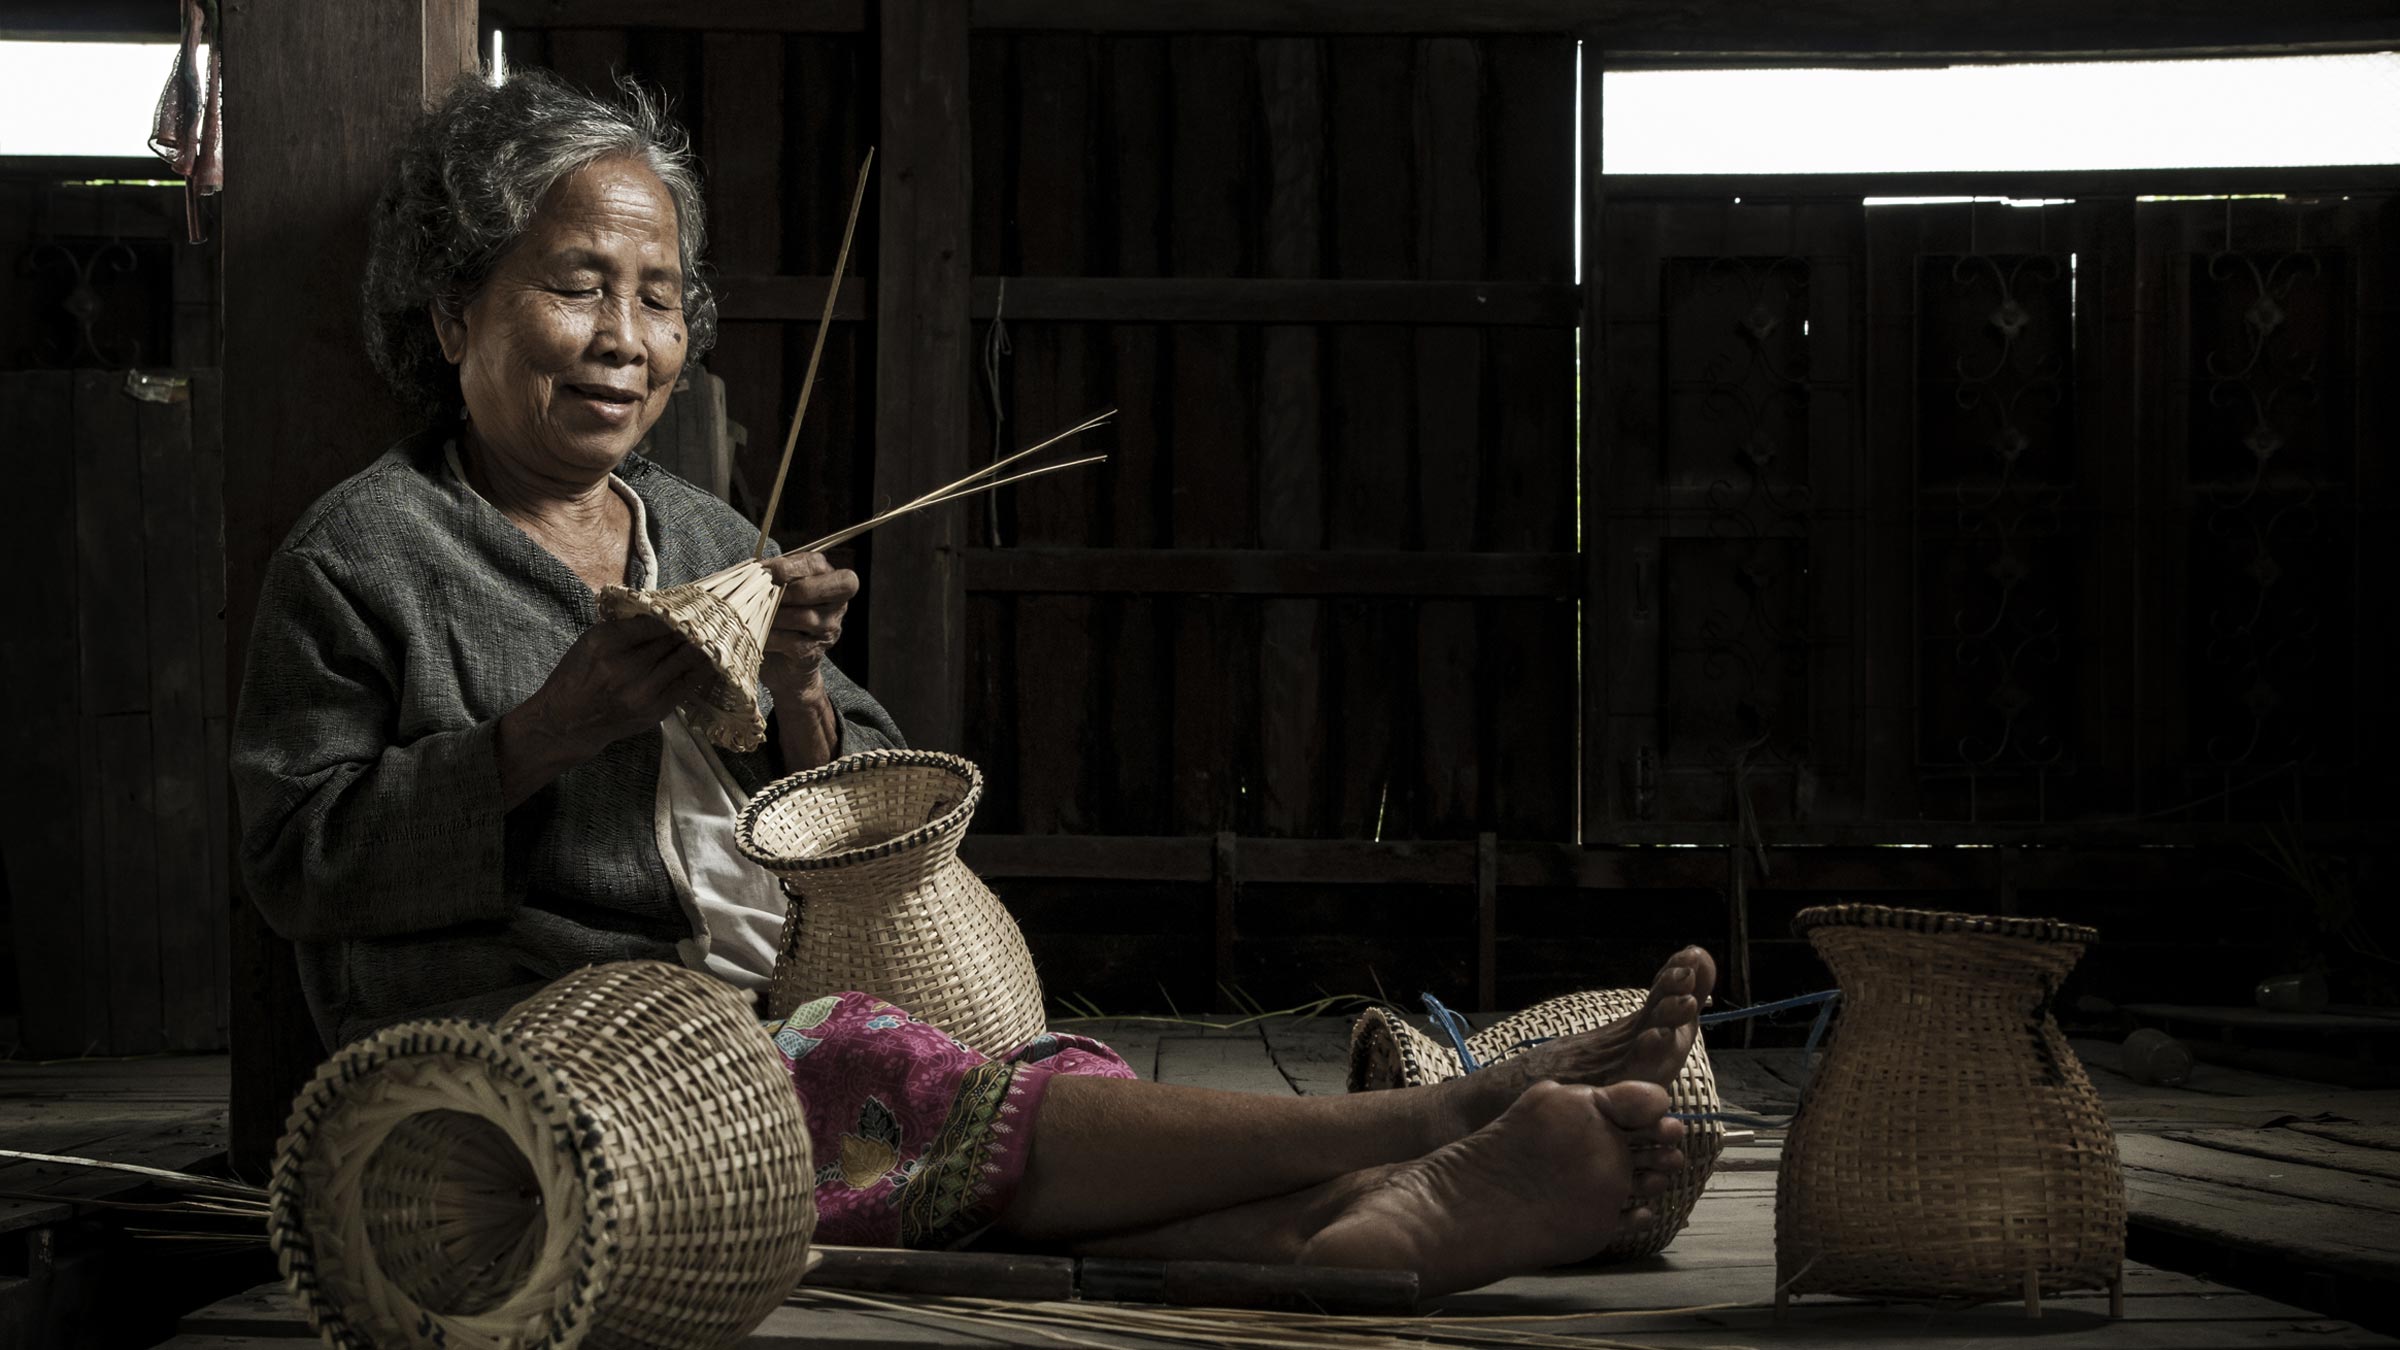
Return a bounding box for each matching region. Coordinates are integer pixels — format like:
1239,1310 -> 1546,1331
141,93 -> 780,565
1325,36 -> 1415,840
75,369 -> 149,1051
1412,38 -> 1484,837
221,0 -> 480,1174
701,32 -> 789,525
1255,36 -> 1326,838
1101,36 -> 1172,834
546,28 -> 629,94
138,390 -> 215,1051
783,36 -> 871,552
0,372 -> 85,1056
870,0 -> 974,752
1011,34 -> 1097,833
1213,831 -> 1238,1011
1859,204 -> 1920,823
192,370 -> 230,1047
1482,37 -> 1576,842
1474,830 -> 1498,1009
1167,36 -> 1256,834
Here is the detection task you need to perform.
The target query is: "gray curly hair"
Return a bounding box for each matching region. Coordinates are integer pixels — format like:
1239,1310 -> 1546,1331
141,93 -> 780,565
362,68 -> 718,419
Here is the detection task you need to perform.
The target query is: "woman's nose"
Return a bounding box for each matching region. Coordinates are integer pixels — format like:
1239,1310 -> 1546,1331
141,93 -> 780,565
588,295 -> 643,365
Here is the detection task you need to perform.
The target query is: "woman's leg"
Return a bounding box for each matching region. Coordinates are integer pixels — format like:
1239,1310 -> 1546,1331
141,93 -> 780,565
1073,1081 -> 1686,1298
997,946 -> 1715,1242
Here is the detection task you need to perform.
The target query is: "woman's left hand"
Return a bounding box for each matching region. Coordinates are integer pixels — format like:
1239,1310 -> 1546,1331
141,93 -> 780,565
760,551 -> 858,695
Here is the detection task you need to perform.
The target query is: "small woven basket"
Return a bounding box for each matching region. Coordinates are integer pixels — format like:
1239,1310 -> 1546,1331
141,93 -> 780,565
1776,904 -> 2125,1313
1347,989 -> 1725,1261
268,961 -> 817,1350
598,560 -> 781,751
737,750 -> 1046,1059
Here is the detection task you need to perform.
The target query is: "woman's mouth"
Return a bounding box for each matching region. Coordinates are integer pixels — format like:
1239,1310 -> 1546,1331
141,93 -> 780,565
563,383 -> 643,424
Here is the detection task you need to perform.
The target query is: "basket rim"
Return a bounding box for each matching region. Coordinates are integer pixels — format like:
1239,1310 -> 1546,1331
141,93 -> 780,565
735,749 -> 984,874
1792,901 -> 2096,946
269,1017 -> 613,1350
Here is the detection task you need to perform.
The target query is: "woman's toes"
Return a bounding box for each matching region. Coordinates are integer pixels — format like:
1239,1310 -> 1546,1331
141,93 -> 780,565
1589,1079 -> 1672,1131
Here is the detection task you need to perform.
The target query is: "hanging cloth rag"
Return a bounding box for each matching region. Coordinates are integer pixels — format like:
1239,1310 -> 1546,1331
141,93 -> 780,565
149,0 -> 223,244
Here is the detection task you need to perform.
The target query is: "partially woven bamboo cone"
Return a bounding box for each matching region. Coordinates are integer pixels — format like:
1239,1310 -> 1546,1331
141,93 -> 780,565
1776,905 -> 2125,1307
597,559 -> 781,751
1346,989 -> 1725,1261
737,750 -> 1046,1059
268,961 -> 816,1350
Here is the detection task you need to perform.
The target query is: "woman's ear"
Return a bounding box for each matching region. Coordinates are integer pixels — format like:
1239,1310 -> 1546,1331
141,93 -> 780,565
429,299 -> 468,364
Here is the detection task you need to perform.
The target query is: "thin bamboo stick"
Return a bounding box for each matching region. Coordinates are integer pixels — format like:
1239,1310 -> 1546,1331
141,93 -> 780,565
754,147 -> 876,560
798,453 -> 1108,553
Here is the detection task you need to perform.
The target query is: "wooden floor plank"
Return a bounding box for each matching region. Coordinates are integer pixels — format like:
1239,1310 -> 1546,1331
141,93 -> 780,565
2161,1126 -> 2400,1184
1154,1030 -> 1295,1097
1260,1017 -> 1353,1096
2120,1135 -> 2400,1217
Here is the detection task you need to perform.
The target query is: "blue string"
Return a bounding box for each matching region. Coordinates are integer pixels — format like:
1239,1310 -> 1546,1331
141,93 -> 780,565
1410,987 -> 1845,1129
1419,993 -> 1481,1074
1673,989 -> 1841,1128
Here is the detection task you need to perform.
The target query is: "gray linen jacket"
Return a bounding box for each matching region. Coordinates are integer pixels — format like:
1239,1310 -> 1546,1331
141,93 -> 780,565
233,431 -> 903,1049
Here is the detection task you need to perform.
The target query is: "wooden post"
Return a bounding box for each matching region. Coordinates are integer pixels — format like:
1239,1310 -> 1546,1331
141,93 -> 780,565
1576,39 -> 1608,843
219,0 -> 479,1178
868,0 -> 972,750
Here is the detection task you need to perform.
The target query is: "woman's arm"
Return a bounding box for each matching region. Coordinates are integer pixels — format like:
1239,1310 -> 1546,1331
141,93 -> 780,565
233,550 -> 517,944
234,550 -> 711,943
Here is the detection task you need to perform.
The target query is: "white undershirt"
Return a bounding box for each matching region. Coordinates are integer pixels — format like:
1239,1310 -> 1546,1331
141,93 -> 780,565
447,444 -> 788,989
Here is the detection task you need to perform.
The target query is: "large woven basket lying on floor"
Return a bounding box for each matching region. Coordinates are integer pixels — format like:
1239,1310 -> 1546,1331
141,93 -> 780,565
1776,904 -> 2124,1313
1347,989 -> 1725,1260
268,961 -> 817,1350
737,749 -> 1045,1059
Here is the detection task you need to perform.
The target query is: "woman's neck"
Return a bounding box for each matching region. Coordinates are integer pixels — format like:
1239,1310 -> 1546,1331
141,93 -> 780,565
459,427 -> 618,532
458,426 -> 630,591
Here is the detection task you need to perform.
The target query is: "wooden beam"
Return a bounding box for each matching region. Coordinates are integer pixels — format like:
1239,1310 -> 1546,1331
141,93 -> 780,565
220,0 -> 480,1179
974,278 -> 1574,325
0,1 -> 179,40
484,0 -> 865,30
719,276 -> 1579,328
869,0 -> 973,752
1603,166 -> 2400,201
966,0 -> 2400,59
963,548 -> 1583,597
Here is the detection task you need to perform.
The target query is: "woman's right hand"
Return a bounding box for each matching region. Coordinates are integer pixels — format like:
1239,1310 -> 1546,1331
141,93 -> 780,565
495,615 -> 712,807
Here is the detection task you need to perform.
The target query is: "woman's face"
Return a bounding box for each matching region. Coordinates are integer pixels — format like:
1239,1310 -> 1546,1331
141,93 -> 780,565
434,155 -> 689,480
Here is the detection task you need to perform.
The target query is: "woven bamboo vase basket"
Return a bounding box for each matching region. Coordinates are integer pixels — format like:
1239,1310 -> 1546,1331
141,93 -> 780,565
1776,904 -> 2125,1316
1346,989 -> 1726,1260
267,961 -> 817,1350
736,749 -> 1046,1059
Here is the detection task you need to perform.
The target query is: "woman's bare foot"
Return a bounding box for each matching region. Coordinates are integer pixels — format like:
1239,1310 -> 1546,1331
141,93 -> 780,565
1301,1080 -> 1683,1297
1432,946 -> 1717,1137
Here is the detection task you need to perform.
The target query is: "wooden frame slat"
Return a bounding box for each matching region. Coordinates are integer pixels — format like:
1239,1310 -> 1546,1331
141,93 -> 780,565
964,548 -> 1582,597
965,0 -> 2400,59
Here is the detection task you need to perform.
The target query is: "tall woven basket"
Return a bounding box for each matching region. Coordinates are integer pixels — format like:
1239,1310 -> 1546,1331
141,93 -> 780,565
1776,905 -> 2125,1317
268,961 -> 817,1350
737,750 -> 1046,1059
1347,989 -> 1725,1261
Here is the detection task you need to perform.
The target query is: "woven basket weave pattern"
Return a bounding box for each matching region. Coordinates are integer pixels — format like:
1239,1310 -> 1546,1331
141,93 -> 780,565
269,961 -> 816,1350
1776,904 -> 2125,1303
739,751 -> 1046,1059
596,560 -> 780,752
1347,989 -> 1725,1261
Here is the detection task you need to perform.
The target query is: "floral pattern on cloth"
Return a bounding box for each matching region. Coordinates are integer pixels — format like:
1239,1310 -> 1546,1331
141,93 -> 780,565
764,991 -> 1133,1249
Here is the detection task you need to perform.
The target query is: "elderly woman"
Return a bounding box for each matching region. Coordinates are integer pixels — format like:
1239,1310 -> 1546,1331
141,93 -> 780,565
235,69 -> 1716,1295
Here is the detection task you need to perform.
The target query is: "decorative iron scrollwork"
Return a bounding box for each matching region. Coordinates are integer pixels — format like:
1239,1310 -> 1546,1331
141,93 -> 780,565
2195,249 -> 2329,770
1935,253 -> 2070,781
20,238 -> 143,368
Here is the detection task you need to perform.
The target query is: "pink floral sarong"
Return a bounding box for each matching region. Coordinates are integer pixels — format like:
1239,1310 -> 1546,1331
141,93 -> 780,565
763,992 -> 1133,1248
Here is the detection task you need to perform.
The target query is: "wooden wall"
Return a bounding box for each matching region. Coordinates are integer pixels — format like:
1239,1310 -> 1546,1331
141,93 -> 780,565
0,370 -> 226,1057
482,3 -> 2400,1021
